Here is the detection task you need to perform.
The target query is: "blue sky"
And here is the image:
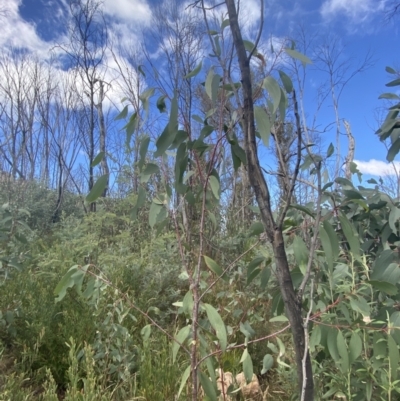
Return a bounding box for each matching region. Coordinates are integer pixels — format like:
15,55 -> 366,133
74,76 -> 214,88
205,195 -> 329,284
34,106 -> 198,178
1,0 -> 399,178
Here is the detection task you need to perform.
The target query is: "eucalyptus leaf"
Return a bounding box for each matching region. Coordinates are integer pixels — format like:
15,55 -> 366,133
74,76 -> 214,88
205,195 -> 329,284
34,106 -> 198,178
172,325 -> 190,363
184,61 -> 202,79
177,365 -> 191,399
261,354 -> 274,374
285,48 -> 312,65
90,152 -> 105,167
209,176 -> 220,200
278,70 -> 293,93
86,175 -> 108,202
204,303 -> 227,351
263,77 -> 281,114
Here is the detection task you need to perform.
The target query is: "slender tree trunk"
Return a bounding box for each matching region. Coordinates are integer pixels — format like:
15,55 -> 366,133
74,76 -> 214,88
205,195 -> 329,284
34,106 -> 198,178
225,0 -> 314,398
96,80 -> 109,197
89,81 -> 96,212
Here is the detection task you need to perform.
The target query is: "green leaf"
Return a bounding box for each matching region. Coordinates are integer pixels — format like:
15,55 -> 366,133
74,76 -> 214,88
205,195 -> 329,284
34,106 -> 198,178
149,202 -> 163,229
367,280 -> 398,295
248,221 -> 264,237
91,152 -> 105,167
86,175 -> 108,202
260,267 -> 271,289
243,40 -> 257,53
278,70 -> 293,93
205,69 -> 220,104
373,332 -> 387,359
178,291 -> 192,317
139,88 -> 155,119
389,206 -> 400,235
201,125 -> 214,138
379,93 -> 400,100
240,321 -> 256,339
254,106 -> 271,147
155,123 -> 176,158
172,325 -> 190,363
208,211 -> 217,229
337,330 -> 349,373
285,48 -> 312,65
115,105 -> 128,120
386,78 -> 400,87
204,303 -> 227,351
221,19 -> 230,30
131,186 -> 146,219
327,328 -> 339,361
327,143 -> 334,158
349,332 -> 362,364
293,236 -> 308,275
387,137 -> 400,162
388,335 -> 399,380
278,88 -> 288,120
141,163 -> 159,176
209,176 -> 220,200
290,204 -> 315,218
248,256 -> 269,285
339,212 -> 360,260
184,61 -> 202,79
169,93 -> 178,132
269,315 -> 288,322
320,220 -> 339,273
240,348 -> 254,383
138,136 -> 150,170
203,255 -> 227,280
261,354 -> 274,374
263,77 -> 281,114
141,324 -> 151,342
386,66 -> 397,74
231,144 -> 246,171
309,325 -> 321,352
222,82 -> 241,91
349,296 -> 370,317
177,365 -> 191,399
199,371 -> 218,401
54,265 -> 79,302
247,256 -> 266,274
137,65 -> 146,77
156,95 -> 167,113
214,35 -> 221,57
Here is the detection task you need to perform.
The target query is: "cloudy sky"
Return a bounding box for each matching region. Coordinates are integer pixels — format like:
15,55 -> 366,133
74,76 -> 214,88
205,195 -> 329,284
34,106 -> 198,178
0,0 -> 399,178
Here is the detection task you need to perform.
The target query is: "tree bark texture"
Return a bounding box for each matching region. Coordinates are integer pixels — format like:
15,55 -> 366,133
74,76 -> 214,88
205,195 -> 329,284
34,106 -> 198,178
224,1 -> 314,398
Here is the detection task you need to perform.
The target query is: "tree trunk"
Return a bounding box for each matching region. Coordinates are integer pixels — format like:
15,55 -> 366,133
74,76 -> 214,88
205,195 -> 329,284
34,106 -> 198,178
224,0 -> 314,398
96,80 -> 109,197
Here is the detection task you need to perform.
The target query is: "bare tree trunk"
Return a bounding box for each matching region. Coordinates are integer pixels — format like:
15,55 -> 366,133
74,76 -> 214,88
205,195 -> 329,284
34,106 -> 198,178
96,80 -> 109,197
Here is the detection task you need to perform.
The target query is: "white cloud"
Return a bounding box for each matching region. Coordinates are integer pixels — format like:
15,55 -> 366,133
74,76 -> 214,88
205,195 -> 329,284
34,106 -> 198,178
320,0 -> 386,22
354,159 -> 400,177
0,0 -> 53,56
102,0 -> 151,24
239,0 -> 262,34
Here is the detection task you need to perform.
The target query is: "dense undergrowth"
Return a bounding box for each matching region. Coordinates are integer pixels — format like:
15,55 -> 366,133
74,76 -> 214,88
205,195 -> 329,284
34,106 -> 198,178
4,168 -> 400,401
0,180 -> 292,400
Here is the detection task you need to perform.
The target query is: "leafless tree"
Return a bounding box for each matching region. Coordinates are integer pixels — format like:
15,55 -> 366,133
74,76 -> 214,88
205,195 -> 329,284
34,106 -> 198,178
58,0 -> 109,211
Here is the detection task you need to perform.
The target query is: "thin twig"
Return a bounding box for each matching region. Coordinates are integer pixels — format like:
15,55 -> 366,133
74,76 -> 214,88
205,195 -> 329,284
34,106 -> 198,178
198,240 -> 260,303
248,0 -> 264,61
277,90 -> 303,228
297,161 -> 322,301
